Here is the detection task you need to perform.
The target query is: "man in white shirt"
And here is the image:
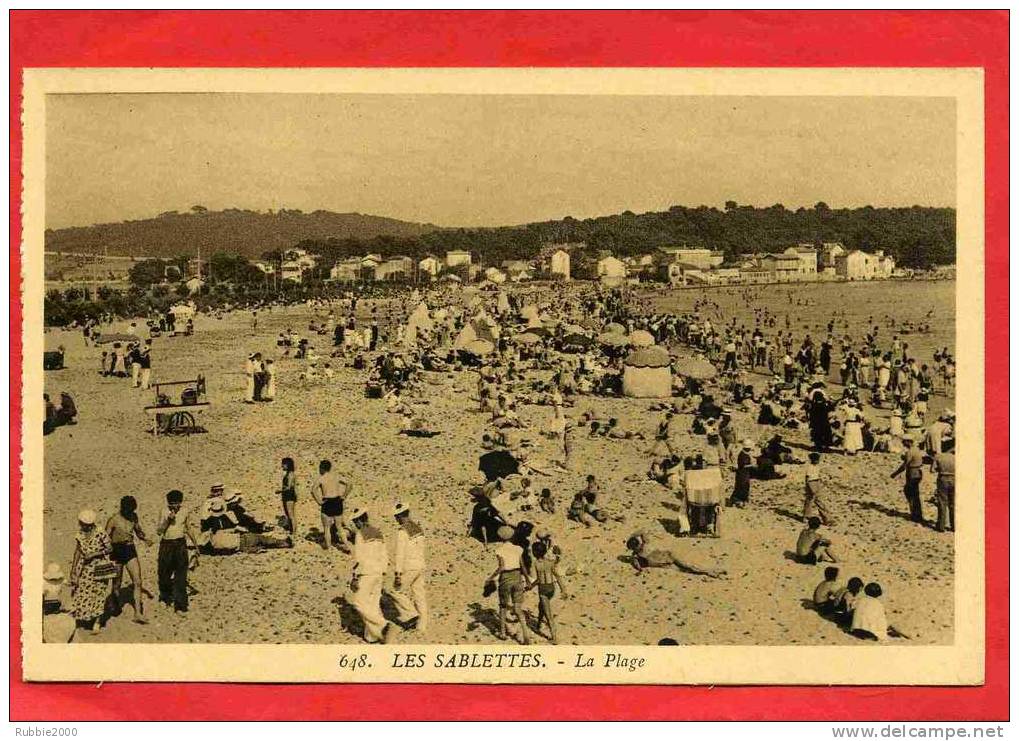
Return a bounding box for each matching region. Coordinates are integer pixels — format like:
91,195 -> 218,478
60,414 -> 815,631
348,507 -> 391,643
387,503 -> 428,634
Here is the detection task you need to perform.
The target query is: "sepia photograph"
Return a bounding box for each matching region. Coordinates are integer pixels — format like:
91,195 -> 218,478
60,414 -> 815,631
19,67 -> 985,685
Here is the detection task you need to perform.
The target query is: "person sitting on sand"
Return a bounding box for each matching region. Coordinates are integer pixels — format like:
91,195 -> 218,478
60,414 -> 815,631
42,562 -> 77,644
468,487 -> 507,544
812,566 -> 843,615
201,499 -> 293,554
850,582 -> 891,641
795,517 -> 839,564
624,531 -> 726,578
224,490 -> 270,533
833,576 -> 865,626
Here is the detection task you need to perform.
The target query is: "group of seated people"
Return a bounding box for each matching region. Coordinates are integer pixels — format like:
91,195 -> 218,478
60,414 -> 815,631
193,488 -> 293,554
43,392 -> 77,435
812,566 -> 906,641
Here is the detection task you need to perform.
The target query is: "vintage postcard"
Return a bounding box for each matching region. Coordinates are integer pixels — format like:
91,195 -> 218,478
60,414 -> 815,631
21,67 -> 983,684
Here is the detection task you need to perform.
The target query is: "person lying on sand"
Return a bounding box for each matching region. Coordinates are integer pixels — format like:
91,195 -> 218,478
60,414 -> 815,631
624,531 -> 726,578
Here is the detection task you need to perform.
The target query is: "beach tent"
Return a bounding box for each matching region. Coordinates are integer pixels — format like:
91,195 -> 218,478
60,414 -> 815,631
598,332 -> 630,347
603,322 -> 626,335
623,346 -> 672,398
520,304 -> 540,322
464,339 -> 495,356
673,354 -> 717,380
453,323 -> 478,350
629,329 -> 656,347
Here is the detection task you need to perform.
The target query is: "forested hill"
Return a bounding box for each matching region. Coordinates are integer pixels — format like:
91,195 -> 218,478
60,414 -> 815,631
44,207 -> 438,259
46,203 -> 955,269
291,203 -> 956,270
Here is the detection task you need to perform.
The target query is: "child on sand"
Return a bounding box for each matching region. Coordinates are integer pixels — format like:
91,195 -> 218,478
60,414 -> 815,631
538,487 -> 556,514
529,540 -> 568,643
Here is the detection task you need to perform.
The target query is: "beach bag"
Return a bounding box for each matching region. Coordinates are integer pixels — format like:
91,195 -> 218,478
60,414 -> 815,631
91,559 -> 117,581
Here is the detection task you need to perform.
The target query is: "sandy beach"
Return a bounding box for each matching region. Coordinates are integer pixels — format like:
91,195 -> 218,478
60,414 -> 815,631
40,281 -> 956,647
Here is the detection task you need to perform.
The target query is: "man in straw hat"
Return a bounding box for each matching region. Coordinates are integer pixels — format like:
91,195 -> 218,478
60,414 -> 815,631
485,525 -> 531,645
347,507 -> 392,644
386,502 -> 428,633
890,434 -> 926,525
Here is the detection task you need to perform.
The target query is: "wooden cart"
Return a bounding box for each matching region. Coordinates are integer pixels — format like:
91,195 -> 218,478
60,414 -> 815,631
144,376 -> 209,436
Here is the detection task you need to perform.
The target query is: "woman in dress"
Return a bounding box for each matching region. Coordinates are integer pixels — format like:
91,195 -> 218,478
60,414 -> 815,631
69,509 -> 114,634
106,495 -> 152,624
842,405 -> 865,456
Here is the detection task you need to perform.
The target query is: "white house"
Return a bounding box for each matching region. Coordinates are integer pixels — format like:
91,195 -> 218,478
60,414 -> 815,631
836,249 -> 887,280
821,242 -> 846,269
418,255 -> 442,279
658,247 -> 724,270
445,250 -> 472,268
783,246 -> 818,274
281,260 -> 304,283
283,248 -> 317,271
597,255 -> 627,285
375,256 -> 414,282
330,258 -> 360,282
550,249 -> 571,281
253,260 -> 276,275
484,267 -> 508,284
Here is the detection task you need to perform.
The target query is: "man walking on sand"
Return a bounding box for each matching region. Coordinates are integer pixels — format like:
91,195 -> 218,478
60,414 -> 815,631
387,502 -> 428,634
347,507 -> 392,644
890,435 -> 925,525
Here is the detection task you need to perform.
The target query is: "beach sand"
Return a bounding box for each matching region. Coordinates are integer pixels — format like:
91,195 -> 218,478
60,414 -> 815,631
40,284 -> 955,646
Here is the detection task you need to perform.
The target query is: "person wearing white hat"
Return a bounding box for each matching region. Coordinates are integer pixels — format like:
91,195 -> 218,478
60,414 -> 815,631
485,525 -> 531,645
69,508 -> 114,634
43,562 -> 76,644
243,353 -> 256,403
348,508 -> 392,643
386,502 -> 428,634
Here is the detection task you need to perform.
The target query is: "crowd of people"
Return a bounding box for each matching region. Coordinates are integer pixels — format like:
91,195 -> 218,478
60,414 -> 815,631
45,278 -> 956,646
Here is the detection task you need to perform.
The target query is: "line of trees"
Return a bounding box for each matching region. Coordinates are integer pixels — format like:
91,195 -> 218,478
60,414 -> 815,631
280,203 -> 956,271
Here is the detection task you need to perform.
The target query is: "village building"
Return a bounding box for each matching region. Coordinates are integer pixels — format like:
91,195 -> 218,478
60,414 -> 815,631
445,249 -> 472,268
835,249 -> 895,280
761,253 -> 803,280
280,260 -> 304,283
596,255 -> 627,285
658,247 -> 725,270
484,266 -> 508,284
500,260 -> 532,282
418,255 -> 442,279
374,255 -> 414,282
782,246 -> 818,274
657,258 -> 703,286
283,248 -> 317,271
821,242 -> 846,269
549,249 -> 571,281
253,260 -> 276,275
329,258 -> 361,283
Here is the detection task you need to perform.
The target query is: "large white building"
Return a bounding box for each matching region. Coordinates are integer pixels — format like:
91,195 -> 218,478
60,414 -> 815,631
445,250 -> 472,268
835,249 -> 896,280
550,249 -> 571,281
658,247 -> 725,270
596,255 -> 627,285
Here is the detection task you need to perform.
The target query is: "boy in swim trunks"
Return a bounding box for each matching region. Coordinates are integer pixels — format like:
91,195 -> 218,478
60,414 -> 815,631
529,540 -> 568,644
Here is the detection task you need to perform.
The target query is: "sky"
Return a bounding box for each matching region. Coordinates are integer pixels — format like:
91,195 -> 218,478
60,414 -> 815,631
45,93 -> 956,230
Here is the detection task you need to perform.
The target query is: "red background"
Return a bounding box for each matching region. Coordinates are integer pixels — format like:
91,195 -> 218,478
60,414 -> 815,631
9,10 -> 1009,721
